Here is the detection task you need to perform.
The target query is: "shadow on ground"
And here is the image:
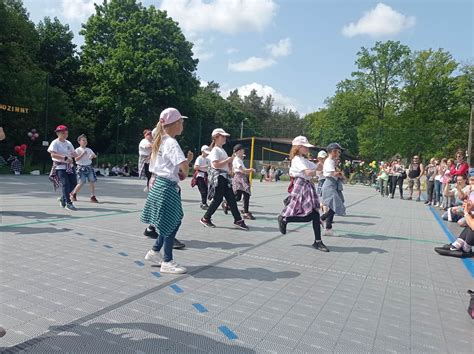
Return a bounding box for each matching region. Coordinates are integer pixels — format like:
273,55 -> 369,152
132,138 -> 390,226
184,240 -> 254,250
187,266 -> 300,281
1,321 -> 255,353
293,243 -> 387,254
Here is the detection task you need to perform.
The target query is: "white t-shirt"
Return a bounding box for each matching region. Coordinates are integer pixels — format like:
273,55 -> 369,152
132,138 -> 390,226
47,138 -> 75,170
233,157 -> 245,173
208,146 -> 229,172
75,147 -> 95,166
323,158 -> 336,177
149,135 -> 186,182
289,155 -> 316,181
138,138 -> 152,156
194,156 -> 209,177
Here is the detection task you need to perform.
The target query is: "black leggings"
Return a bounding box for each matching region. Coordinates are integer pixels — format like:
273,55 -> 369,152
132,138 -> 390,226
320,209 -> 335,230
235,190 -> 250,213
285,211 -> 321,242
196,177 -> 208,204
459,227 -> 474,246
389,176 -> 403,197
204,176 -> 242,222
144,163 -> 152,187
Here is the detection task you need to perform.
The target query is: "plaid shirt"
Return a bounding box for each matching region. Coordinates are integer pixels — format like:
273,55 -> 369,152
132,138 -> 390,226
281,177 -> 319,218
48,161 -> 74,191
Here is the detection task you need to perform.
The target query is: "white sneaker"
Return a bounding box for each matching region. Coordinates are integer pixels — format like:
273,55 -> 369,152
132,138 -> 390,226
143,186 -> 148,192
323,228 -> 336,236
144,249 -> 162,265
160,261 -> 187,274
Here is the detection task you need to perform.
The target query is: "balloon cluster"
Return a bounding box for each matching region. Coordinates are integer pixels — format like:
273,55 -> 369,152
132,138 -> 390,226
369,160 -> 377,169
14,144 -> 27,157
27,129 -> 40,141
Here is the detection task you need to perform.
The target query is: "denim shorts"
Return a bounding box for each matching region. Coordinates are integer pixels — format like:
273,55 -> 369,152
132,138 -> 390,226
77,165 -> 97,183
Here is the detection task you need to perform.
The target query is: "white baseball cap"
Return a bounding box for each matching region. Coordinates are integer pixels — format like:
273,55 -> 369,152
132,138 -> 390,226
317,150 -> 327,158
211,128 -> 230,137
159,107 -> 187,126
292,136 -> 314,147
201,145 -> 211,153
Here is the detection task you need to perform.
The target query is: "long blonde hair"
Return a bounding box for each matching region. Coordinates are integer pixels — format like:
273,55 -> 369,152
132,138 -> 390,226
289,145 -> 304,160
151,122 -> 165,160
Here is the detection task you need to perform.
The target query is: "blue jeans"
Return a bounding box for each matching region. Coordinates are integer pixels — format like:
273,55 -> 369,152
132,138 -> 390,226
57,169 -> 77,204
152,222 -> 180,262
434,180 -> 442,203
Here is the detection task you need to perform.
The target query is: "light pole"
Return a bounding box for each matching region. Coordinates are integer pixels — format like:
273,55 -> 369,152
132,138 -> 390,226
42,73 -> 49,174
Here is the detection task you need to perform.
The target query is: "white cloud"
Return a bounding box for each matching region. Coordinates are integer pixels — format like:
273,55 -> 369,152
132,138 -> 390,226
61,0 -> 95,22
228,57 -> 276,72
266,38 -> 292,57
199,80 -> 208,87
227,48 -> 239,55
160,0 -> 278,34
342,3 -> 415,38
192,38 -> 214,61
226,83 -> 299,112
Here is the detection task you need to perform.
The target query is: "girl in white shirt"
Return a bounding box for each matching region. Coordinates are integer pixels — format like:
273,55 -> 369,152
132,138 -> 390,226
140,108 -> 193,274
200,128 -> 249,230
138,129 -> 153,191
320,143 -> 346,236
193,145 -> 211,209
279,136 -> 329,252
232,144 -> 256,220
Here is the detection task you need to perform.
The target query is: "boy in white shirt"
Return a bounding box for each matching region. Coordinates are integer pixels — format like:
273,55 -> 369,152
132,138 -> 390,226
47,125 -> 78,210
70,134 -> 99,203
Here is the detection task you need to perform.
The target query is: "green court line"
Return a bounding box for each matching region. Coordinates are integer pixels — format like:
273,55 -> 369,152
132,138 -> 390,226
0,210 -> 141,228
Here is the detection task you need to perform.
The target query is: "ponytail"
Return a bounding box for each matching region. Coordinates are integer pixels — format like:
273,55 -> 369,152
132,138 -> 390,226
151,122 -> 165,160
209,137 -> 216,149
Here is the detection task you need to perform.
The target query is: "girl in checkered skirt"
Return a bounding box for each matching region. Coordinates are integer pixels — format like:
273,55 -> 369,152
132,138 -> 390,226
278,136 -> 329,252
141,108 -> 193,274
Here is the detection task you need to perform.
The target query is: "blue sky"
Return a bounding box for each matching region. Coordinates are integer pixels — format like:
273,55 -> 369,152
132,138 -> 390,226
23,0 -> 473,115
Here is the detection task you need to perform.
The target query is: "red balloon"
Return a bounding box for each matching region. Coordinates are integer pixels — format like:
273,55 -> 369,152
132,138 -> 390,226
18,150 -> 26,157
14,146 -> 21,152
21,144 -> 27,150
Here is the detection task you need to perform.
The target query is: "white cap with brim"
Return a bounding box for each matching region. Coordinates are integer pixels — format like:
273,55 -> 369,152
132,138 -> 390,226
160,107 -> 188,126
317,150 -> 328,158
292,136 -> 314,148
212,128 -> 230,137
201,145 -> 211,153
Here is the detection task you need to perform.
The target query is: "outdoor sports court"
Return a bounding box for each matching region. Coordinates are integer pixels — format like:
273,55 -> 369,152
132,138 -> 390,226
1,175 -> 473,353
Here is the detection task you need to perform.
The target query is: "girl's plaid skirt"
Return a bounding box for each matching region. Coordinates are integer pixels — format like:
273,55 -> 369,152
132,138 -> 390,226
232,172 -> 251,195
281,177 -> 319,218
141,177 -> 183,238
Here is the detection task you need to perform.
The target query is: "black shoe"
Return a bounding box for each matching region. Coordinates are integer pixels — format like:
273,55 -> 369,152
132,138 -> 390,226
434,244 -> 451,251
173,238 -> 186,249
416,197 -> 421,202
144,226 -> 158,239
200,217 -> 216,228
278,215 -> 287,235
200,203 -> 209,210
390,195 -> 394,199
234,220 -> 249,230
312,241 -> 329,252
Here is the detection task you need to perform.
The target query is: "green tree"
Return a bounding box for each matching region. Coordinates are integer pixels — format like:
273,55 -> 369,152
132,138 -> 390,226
79,0 -> 199,154
352,41 -> 410,121
37,17 -> 81,95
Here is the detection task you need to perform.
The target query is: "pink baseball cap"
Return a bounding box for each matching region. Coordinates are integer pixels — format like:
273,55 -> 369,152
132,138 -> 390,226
292,136 -> 314,147
159,108 -> 188,126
